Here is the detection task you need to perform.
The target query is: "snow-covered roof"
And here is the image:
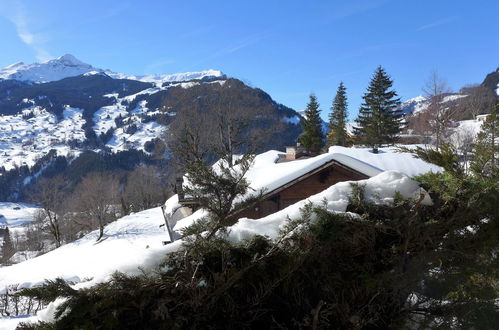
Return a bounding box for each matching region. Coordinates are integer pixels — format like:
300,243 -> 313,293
328,146 -> 442,177
244,150 -> 382,197
167,147 -> 440,230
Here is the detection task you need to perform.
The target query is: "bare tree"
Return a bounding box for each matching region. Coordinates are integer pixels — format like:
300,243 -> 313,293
72,172 -> 119,241
166,79 -> 282,167
422,70 -> 454,149
29,176 -> 68,248
458,85 -> 496,120
451,126 -> 477,174
123,166 -> 168,213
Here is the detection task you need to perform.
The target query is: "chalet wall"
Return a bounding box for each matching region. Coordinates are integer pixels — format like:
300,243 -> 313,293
238,162 -> 368,219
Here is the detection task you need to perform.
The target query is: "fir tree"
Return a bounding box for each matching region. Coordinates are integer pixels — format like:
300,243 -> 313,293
299,94 -> 324,153
471,102 -> 499,178
327,82 -> 349,147
354,66 -> 403,153
1,227 -> 15,264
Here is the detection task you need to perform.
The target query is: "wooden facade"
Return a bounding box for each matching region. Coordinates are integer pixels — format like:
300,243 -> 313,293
236,160 -> 369,219
177,159 -> 370,220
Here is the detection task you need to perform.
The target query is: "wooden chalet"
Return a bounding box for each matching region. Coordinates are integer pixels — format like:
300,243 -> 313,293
175,147 -> 381,220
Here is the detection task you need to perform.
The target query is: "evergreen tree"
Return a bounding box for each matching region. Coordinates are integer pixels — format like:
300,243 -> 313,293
1,227 -> 15,263
471,102 -> 499,178
299,94 -> 324,153
327,82 -> 349,147
354,66 -> 403,153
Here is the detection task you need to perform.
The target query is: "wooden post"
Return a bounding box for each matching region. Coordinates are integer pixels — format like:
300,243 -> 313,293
160,205 -> 175,244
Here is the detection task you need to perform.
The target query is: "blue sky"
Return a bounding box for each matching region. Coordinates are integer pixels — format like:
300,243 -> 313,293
0,0 -> 497,121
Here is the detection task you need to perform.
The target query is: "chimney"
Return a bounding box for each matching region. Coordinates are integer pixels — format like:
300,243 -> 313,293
286,146 -> 297,160
286,142 -> 307,160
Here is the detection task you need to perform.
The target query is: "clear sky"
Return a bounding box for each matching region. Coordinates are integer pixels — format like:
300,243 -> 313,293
0,0 -> 497,120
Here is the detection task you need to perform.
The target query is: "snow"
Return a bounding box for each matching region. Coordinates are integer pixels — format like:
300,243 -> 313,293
327,146 -> 442,177
0,54 -> 224,85
399,95 -> 428,115
441,94 -> 467,103
0,207 -> 174,292
227,171 -> 431,242
0,54 -> 95,83
0,203 -> 40,227
0,146 -> 436,328
0,170 -> 430,328
0,107 -> 85,171
283,115 -> 300,124
107,69 -> 225,84
172,147 -> 436,232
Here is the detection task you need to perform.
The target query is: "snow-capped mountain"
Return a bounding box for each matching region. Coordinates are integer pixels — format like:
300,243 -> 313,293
0,54 -> 225,84
0,54 -> 96,83
399,95 -> 427,115
0,55 -> 301,201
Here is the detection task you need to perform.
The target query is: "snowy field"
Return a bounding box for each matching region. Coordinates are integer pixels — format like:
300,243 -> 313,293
0,202 -> 39,228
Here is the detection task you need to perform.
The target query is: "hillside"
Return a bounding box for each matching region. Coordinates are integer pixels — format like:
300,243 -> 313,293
0,56 -> 302,200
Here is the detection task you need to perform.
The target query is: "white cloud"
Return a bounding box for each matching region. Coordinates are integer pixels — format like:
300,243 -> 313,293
0,0 -> 53,61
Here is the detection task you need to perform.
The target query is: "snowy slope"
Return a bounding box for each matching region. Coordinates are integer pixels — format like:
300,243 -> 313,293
0,207 -> 174,291
399,95 -> 427,115
0,106 -> 86,171
0,54 -> 224,84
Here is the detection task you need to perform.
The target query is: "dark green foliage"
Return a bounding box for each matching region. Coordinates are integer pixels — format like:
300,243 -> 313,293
0,75 -> 151,117
354,66 -> 403,153
17,165 -> 498,329
399,145 -> 464,177
1,227 -> 15,263
471,105 -> 499,178
327,82 -> 349,147
299,94 -> 324,153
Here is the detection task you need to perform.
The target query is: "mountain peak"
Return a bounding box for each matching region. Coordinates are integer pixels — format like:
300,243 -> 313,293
0,54 -> 225,84
55,54 -> 87,66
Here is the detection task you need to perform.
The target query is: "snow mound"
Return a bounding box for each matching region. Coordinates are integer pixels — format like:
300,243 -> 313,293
228,170 -> 431,242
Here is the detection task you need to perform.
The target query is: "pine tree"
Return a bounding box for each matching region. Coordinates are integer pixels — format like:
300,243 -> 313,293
299,94 -> 324,154
327,82 -> 349,147
1,227 -> 15,263
471,102 -> 499,178
354,66 -> 403,153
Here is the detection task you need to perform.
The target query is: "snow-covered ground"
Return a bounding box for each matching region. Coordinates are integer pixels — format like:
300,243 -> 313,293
0,207 -> 173,292
0,202 -> 39,228
0,169 -> 431,328
0,145 -> 440,328
0,56 -> 230,172
0,106 -> 85,171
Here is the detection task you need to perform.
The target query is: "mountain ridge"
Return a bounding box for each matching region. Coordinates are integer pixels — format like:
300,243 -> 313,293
0,54 -> 225,84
